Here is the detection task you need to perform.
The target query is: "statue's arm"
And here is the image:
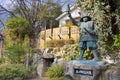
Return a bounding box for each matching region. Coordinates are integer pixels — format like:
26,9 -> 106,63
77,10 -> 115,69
67,5 -> 78,26
68,12 -> 78,26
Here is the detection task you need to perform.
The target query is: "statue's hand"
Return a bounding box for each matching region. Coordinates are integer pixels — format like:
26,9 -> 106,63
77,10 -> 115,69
67,4 -> 71,12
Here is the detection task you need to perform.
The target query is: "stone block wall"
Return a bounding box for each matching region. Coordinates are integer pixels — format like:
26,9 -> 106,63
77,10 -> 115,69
39,26 -> 79,48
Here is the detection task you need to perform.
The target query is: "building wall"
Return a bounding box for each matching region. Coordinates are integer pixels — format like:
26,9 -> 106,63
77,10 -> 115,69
39,26 -> 80,48
59,8 -> 80,27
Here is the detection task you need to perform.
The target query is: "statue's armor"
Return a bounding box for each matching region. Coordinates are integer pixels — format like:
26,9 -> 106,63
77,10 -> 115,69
77,21 -> 98,41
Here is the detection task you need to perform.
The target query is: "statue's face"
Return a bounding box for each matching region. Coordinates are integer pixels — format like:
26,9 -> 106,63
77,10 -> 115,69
83,17 -> 88,22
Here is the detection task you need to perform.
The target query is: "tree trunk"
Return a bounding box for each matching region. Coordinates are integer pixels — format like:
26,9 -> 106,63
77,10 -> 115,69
69,27 -> 71,39
29,32 -> 40,48
25,53 -> 30,66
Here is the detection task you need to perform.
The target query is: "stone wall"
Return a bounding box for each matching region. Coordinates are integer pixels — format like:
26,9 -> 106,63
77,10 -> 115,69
39,26 -> 79,48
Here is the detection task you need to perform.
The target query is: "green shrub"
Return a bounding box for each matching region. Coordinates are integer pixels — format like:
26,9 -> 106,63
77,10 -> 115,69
113,34 -> 120,47
47,40 -> 55,47
45,65 -> 64,78
63,44 -> 80,61
53,47 -> 60,52
63,44 -> 93,61
83,49 -> 94,60
47,77 -> 64,80
0,64 -> 33,80
56,39 -> 65,47
47,39 -> 65,47
2,37 -> 32,64
47,39 -> 75,48
65,39 -> 75,45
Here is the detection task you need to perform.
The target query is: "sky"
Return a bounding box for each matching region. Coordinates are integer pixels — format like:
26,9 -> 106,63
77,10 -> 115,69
0,0 -> 14,28
0,0 -> 76,11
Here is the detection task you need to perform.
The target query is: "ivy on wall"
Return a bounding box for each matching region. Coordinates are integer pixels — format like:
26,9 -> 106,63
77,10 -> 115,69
77,1 -> 120,57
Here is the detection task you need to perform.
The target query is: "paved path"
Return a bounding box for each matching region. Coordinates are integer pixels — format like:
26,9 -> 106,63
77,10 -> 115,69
29,77 -> 48,80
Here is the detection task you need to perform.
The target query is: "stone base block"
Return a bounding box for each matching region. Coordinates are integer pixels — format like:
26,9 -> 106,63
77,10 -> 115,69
64,60 -> 107,80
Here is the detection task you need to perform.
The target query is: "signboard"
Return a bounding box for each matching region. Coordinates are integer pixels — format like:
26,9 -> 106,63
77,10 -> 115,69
74,68 -> 93,76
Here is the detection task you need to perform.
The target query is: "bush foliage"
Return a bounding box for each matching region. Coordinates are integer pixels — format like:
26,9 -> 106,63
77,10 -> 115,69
63,44 -> 79,61
113,34 -> 120,47
46,39 -> 75,48
63,44 -> 93,61
0,64 -> 33,80
45,65 -> 64,78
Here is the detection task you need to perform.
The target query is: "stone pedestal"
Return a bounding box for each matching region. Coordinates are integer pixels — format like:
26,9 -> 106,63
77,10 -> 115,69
64,60 -> 107,80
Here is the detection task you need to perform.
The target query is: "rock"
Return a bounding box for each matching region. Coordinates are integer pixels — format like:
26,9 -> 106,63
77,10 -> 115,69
43,48 -> 54,59
32,49 -> 43,66
37,58 -> 54,77
44,48 -> 53,54
37,59 -> 44,77
36,48 -> 55,77
104,66 -> 120,80
43,53 -> 54,59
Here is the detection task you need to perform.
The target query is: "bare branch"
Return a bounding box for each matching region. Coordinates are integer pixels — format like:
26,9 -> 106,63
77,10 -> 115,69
0,4 -> 16,17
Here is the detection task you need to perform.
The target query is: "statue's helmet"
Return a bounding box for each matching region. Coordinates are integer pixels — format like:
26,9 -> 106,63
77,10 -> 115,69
80,12 -> 91,22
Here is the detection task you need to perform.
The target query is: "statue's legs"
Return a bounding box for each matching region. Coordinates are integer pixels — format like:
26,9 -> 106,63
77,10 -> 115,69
77,49 -> 86,60
77,41 -> 87,60
91,49 -> 99,61
88,41 -> 99,61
